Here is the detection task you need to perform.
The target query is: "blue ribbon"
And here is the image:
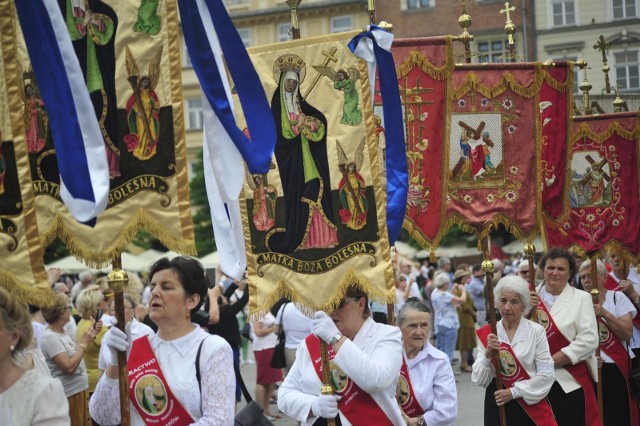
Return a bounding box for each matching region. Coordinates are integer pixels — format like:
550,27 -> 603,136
349,26 -> 408,245
177,0 -> 275,174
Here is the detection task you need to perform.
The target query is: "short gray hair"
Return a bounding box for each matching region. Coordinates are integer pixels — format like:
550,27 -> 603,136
579,259 -> 607,278
397,298 -> 431,327
493,276 -> 531,316
433,271 -> 451,288
437,257 -> 451,269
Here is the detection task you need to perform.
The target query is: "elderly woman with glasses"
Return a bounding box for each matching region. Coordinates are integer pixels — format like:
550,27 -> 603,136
580,259 -> 638,426
278,285 -> 405,425
397,298 -> 457,426
472,276 -> 556,426
41,293 -> 99,426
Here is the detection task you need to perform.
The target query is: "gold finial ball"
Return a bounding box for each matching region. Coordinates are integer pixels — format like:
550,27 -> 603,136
107,269 -> 129,292
504,22 -> 516,35
378,21 -> 393,32
613,95 -> 624,108
524,242 -> 535,256
458,13 -> 472,29
590,289 -> 600,297
579,79 -> 592,92
482,260 -> 494,273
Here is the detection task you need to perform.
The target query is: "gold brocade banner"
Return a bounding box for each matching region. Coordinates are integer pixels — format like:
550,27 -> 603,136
0,0 -> 52,306
13,0 -> 194,266
241,32 -> 395,316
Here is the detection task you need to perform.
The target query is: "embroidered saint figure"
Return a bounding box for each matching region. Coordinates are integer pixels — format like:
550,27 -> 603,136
266,54 -> 338,253
20,74 -> 48,154
313,65 -> 362,126
124,46 -> 162,161
134,0 -> 162,35
336,139 -> 368,230
248,173 -> 277,232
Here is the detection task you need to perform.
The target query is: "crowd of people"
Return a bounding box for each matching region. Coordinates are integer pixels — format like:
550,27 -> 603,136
2,247 -> 640,425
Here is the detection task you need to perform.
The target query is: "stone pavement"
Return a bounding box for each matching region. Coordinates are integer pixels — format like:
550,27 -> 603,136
238,351 -> 485,425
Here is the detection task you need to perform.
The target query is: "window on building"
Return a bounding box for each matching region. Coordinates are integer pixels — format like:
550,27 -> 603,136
181,35 -> 192,68
186,98 -> 203,130
552,0 -> 576,26
476,39 -> 508,63
237,28 -> 251,47
615,50 -> 640,91
331,16 -> 352,33
613,0 -> 637,19
406,0 -> 433,9
278,23 -> 291,42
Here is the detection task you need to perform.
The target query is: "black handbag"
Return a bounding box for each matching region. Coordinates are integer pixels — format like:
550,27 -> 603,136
234,365 -> 274,426
270,304 -> 288,369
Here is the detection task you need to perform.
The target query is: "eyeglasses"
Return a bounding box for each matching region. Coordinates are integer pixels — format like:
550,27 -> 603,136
337,297 -> 357,309
519,270 -> 529,274
66,305 -> 73,310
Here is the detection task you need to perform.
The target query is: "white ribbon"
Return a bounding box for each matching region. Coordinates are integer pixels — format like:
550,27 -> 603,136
350,26 -> 394,107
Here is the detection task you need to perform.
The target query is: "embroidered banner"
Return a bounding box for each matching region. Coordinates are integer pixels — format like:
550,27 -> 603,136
393,37 -> 573,255
543,112 -> 640,260
241,32 -> 395,314
0,0 -> 53,306
10,0 -> 195,265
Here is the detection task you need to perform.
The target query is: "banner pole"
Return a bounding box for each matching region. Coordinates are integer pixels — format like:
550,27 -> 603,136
482,238 -> 507,426
524,242 -> 538,323
107,256 -> 131,426
590,257 -> 604,425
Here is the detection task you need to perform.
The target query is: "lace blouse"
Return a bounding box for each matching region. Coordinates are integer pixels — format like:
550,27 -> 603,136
90,326 -> 235,425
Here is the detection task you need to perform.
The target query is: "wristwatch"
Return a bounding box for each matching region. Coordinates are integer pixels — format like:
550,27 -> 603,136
328,332 -> 343,346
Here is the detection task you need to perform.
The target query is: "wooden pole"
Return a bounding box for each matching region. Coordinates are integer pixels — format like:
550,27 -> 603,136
286,0 -> 301,41
523,242 -> 537,323
482,238 -> 507,426
107,256 -> 130,426
590,284 -> 604,425
367,0 -> 376,25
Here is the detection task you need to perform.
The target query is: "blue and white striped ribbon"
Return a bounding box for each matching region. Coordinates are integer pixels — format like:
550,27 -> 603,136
14,0 -> 109,224
349,26 -> 408,245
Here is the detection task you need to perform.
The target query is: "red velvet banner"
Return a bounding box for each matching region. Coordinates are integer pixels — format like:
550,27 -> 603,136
543,112 -> 640,260
389,37 -> 571,255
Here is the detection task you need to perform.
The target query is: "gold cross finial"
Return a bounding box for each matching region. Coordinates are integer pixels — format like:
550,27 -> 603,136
500,1 -> 516,24
593,35 -> 610,61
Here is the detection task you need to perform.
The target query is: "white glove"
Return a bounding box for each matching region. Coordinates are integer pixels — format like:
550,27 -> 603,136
103,322 -> 131,366
313,311 -> 340,344
311,394 -> 341,418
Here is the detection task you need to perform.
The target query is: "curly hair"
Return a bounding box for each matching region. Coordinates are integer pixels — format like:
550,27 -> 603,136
75,284 -> 103,319
0,287 -> 33,357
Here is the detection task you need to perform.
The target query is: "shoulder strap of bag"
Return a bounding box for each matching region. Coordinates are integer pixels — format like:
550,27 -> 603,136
195,337 -> 207,393
234,363 -> 254,403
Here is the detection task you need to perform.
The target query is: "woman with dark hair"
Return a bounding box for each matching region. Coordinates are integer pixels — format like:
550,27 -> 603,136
532,247 -> 600,426
278,285 -> 405,424
90,256 -> 235,425
0,287 -> 70,425
397,298 -> 457,425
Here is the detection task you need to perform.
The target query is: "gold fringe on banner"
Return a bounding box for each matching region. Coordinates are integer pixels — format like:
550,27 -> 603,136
395,37 -> 456,81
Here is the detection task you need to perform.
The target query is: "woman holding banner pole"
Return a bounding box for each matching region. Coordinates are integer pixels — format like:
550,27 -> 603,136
89,257 -> 235,425
579,259 -> 639,426
472,276 -> 556,425
532,248 -> 601,426
277,285 -> 405,425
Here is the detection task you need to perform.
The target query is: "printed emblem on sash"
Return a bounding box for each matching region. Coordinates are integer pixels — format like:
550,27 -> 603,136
536,308 -> 549,330
396,375 -> 410,405
598,322 -> 609,343
134,374 -> 168,416
330,361 -> 349,393
499,350 -> 517,377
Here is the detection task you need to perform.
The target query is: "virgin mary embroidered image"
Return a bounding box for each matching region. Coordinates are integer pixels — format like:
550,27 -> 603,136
266,54 -> 338,253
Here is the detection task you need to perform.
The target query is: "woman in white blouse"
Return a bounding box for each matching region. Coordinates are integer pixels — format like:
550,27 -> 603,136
90,257 -> 235,425
472,276 -> 556,426
397,298 -> 457,426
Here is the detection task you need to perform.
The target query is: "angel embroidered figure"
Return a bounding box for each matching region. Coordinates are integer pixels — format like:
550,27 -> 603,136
314,65 -> 362,126
336,139 -> 368,230
124,47 -> 162,161
248,174 -> 277,232
20,73 -> 48,154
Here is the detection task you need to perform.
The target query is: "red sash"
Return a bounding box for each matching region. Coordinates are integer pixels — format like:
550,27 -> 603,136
598,318 -> 639,425
396,356 -> 426,417
476,325 -> 557,426
128,336 -> 195,426
305,335 -> 392,425
534,300 -> 602,426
